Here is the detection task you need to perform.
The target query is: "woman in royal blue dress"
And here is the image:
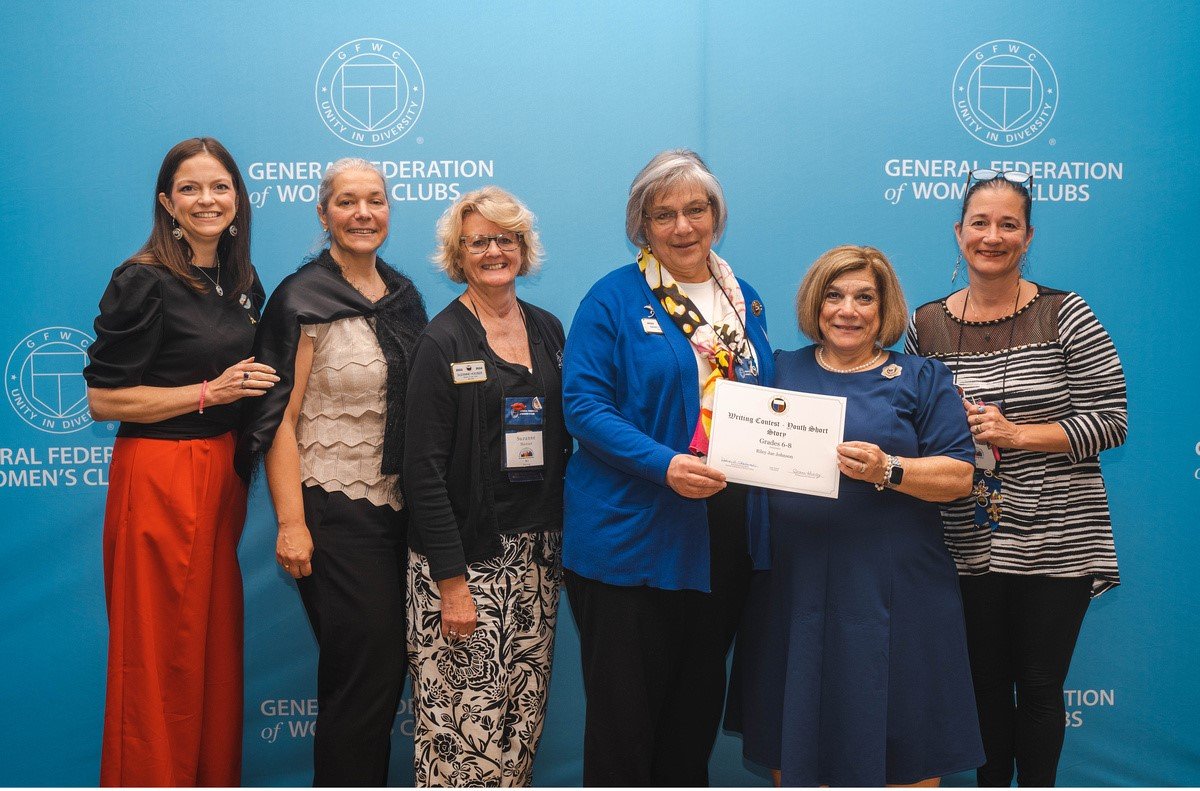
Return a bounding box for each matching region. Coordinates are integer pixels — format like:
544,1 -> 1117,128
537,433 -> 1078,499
729,245 -> 983,787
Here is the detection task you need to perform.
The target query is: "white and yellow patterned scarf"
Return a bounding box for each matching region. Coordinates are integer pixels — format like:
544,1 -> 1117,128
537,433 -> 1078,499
638,247 -> 752,455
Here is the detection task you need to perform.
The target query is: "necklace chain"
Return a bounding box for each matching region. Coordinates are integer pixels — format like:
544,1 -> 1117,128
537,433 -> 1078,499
194,256 -> 223,296
951,279 -> 1024,403
963,278 -> 1023,323
816,344 -> 883,373
339,265 -> 385,301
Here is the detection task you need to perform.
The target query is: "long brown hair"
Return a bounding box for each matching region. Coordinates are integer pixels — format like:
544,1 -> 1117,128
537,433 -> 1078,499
126,137 -> 254,294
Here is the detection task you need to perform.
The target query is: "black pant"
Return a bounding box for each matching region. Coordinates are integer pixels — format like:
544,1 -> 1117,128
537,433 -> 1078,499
296,485 -> 408,787
959,572 -> 1092,787
565,484 -> 752,787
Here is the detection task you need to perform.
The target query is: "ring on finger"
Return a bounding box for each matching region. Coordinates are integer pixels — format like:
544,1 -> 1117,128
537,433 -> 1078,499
859,461 -> 866,473
243,371 -> 250,381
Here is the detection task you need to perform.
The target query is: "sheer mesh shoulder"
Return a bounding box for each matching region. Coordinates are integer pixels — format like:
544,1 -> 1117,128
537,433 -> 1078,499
912,287 -> 1067,358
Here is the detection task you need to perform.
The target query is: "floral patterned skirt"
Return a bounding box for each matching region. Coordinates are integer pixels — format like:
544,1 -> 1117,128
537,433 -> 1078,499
407,531 -> 562,787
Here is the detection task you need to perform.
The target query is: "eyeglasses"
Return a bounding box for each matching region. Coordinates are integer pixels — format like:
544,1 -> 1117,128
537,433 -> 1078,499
967,169 -> 1033,190
460,232 -> 523,254
644,201 -> 711,229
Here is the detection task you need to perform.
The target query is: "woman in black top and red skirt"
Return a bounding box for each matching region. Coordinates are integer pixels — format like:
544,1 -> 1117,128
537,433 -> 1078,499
84,138 -> 277,787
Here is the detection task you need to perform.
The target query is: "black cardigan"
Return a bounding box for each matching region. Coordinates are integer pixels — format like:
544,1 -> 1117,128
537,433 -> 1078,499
404,298 -> 571,580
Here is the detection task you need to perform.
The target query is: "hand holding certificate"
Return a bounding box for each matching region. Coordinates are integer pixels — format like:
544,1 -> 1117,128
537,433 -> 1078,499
706,379 -> 846,497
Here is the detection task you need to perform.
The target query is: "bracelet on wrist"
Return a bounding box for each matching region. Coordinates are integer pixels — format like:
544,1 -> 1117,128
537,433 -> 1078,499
199,379 -> 208,414
876,454 -> 904,491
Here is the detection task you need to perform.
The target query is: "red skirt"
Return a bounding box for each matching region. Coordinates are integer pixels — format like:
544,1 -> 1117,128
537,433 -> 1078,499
100,433 -> 246,787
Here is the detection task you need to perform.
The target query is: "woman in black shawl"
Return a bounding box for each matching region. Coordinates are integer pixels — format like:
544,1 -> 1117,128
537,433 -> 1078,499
236,158 -> 427,786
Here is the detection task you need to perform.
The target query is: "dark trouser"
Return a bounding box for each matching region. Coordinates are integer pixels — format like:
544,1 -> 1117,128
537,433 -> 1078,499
296,485 -> 408,787
959,572 -> 1092,788
565,484 -> 751,787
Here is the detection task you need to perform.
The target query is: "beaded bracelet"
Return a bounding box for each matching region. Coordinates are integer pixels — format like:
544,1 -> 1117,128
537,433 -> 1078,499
199,380 -> 208,414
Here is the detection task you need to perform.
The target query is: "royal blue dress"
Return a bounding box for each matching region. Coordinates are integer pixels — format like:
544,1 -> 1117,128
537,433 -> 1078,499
728,347 -> 984,786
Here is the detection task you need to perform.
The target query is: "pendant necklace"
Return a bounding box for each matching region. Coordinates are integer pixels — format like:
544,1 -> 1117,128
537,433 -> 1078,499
194,256 -> 223,296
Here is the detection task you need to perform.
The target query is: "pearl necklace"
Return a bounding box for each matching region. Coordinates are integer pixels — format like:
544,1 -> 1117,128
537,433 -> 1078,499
193,257 -> 223,296
816,345 -> 883,373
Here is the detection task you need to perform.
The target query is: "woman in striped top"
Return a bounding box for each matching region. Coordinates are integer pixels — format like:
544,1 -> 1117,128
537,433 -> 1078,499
906,170 -> 1127,787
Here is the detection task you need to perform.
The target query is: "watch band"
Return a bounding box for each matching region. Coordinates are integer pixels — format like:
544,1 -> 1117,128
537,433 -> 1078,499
876,454 -> 903,491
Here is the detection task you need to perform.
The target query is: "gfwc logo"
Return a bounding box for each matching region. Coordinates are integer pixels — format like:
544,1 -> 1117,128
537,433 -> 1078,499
952,39 -> 1058,148
315,38 -> 425,148
6,327 -> 94,434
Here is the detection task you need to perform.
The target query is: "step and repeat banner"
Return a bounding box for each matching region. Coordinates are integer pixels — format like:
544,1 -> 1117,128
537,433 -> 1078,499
1,1 -> 1196,786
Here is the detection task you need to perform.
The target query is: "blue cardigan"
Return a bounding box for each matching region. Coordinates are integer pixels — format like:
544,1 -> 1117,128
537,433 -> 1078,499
562,262 -> 775,592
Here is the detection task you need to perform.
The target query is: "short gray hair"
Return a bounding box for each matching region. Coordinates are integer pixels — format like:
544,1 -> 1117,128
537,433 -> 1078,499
625,149 -> 728,248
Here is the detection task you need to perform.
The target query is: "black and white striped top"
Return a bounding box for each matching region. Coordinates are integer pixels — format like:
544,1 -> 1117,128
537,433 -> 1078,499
906,286 -> 1126,596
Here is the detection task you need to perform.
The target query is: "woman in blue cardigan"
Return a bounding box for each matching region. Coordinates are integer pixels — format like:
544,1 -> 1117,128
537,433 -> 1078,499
562,149 -> 774,786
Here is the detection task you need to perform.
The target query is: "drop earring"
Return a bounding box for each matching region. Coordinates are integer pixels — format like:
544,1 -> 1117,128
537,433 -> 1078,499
171,216 -> 183,240
228,223 -> 238,237
950,253 -> 962,284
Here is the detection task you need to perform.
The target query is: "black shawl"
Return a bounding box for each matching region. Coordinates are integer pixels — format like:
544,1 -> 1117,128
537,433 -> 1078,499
234,251 -> 428,494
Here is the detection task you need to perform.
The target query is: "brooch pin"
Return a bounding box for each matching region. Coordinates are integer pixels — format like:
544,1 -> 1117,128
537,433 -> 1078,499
240,293 -> 258,325
881,363 -> 902,379
751,300 -> 763,316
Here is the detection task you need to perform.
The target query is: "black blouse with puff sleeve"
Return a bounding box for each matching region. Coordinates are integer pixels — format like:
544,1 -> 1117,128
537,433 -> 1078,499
84,262 -> 265,439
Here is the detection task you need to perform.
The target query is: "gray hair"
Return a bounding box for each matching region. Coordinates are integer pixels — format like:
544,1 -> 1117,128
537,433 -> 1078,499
625,149 -> 728,248
317,157 -> 389,210
313,158 -> 390,251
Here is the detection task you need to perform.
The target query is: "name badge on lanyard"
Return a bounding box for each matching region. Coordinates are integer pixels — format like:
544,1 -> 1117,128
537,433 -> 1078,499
956,383 -> 1001,471
502,396 -> 545,482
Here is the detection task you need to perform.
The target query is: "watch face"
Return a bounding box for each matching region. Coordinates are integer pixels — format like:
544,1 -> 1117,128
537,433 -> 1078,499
888,459 -> 904,485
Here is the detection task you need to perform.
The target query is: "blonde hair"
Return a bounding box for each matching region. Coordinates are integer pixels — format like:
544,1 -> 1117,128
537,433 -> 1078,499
433,186 -> 543,283
795,245 -> 909,346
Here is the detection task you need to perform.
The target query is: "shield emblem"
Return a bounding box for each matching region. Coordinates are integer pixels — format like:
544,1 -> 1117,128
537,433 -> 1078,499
336,55 -> 405,131
973,59 -> 1036,131
27,346 -> 88,418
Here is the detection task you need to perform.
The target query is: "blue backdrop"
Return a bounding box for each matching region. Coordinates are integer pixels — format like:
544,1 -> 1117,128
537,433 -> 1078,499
1,1 -> 1197,785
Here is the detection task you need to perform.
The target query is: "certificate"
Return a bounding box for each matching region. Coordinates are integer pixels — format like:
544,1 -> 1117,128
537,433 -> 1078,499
706,379 -> 846,498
